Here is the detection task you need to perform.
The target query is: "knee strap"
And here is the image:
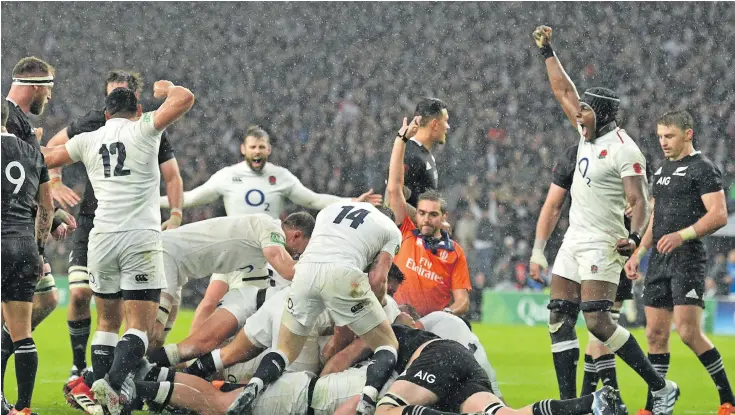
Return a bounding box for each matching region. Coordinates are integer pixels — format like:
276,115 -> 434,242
580,300 -> 614,313
547,299 -> 580,318
379,392 -> 408,408
484,402 -> 506,415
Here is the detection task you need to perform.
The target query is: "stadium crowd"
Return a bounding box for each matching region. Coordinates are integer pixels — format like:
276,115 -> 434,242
3,2 -> 734,314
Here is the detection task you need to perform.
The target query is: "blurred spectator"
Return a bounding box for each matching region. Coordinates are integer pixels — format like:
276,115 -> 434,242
706,254 -> 732,297
2,2 -> 732,297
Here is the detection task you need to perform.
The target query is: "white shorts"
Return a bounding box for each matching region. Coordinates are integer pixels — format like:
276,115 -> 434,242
87,230 -> 166,294
244,288 -> 331,375
161,252 -> 183,306
219,285 -> 282,328
211,267 -> 271,291
282,262 -> 386,337
251,371 -> 311,415
311,366 -> 397,415
552,239 -> 624,285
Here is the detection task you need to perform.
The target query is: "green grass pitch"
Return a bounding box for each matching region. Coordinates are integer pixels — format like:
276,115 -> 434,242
3,308 -> 733,413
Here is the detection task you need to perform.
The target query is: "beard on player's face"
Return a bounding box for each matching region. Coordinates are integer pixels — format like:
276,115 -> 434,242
29,92 -> 48,116
245,153 -> 268,172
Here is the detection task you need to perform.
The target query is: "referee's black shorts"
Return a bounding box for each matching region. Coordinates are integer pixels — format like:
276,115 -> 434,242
644,243 -> 706,310
1,237 -> 41,303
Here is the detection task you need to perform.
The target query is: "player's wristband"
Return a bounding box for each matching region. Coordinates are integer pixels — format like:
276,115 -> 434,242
532,238 -> 547,252
170,208 -> 183,218
678,226 -> 697,241
540,44 -> 554,59
37,244 -> 45,256
442,307 -> 453,314
397,131 -> 409,143
628,232 -> 642,248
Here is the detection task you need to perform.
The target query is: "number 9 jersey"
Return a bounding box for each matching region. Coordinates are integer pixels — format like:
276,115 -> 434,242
65,112 -> 163,233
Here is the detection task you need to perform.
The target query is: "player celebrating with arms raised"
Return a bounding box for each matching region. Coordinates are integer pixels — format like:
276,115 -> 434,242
531,25 -> 678,414
625,111 -> 733,415
43,81 -> 194,415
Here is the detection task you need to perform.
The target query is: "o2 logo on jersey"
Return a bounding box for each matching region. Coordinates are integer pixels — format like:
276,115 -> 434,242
244,189 -> 270,211
577,157 -> 592,187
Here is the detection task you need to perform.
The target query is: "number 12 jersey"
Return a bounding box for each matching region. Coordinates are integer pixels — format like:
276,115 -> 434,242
65,112 -> 163,234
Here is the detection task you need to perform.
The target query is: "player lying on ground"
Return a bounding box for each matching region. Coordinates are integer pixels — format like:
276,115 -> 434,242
625,110 -> 734,415
532,25 -> 679,414
146,212 -> 313,351
159,125 -> 381,334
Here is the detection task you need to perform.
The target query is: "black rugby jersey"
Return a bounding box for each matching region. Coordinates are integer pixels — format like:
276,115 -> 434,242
2,133 -> 49,238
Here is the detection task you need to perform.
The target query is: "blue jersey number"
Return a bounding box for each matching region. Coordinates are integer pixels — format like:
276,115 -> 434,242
578,157 -> 592,186
245,189 -> 270,211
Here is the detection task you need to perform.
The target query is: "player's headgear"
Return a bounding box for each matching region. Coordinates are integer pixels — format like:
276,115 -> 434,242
105,88 -> 138,116
12,57 -> 55,87
580,87 -> 619,132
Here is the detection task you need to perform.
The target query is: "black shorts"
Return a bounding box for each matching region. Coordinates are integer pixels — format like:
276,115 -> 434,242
397,339 -> 492,412
1,237 -> 41,303
69,215 -> 94,268
615,269 -> 633,303
644,244 -> 706,309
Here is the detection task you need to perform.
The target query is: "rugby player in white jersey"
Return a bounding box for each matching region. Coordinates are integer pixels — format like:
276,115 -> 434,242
42,81 -> 195,415
531,26 -> 678,414
160,125 -> 382,331
146,212 -> 314,363
225,201 -> 402,415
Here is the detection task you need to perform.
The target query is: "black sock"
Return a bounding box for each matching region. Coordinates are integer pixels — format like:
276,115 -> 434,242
644,353 -> 670,411
13,338 -> 38,410
68,318 -> 92,370
613,335 -> 665,391
363,346 -> 398,401
580,354 -> 598,396
147,347 -> 172,367
595,354 -> 618,390
91,331 -> 118,382
699,348 -> 735,405
108,330 -> 147,390
401,406 -> 454,415
183,353 -> 218,379
1,325 -> 13,393
249,350 -> 287,393
134,380 -> 173,406
532,395 -> 595,415
551,344 -> 579,399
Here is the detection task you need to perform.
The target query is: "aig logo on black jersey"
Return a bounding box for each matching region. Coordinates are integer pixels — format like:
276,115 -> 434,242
656,176 -> 671,186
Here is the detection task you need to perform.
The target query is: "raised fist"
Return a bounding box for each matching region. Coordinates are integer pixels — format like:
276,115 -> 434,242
533,25 -> 553,48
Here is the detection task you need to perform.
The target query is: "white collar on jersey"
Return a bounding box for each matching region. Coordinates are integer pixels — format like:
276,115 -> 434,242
5,97 -> 19,108
410,137 -> 424,147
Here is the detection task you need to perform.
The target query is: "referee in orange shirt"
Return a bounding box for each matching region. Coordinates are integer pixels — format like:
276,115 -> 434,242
386,115 -> 471,317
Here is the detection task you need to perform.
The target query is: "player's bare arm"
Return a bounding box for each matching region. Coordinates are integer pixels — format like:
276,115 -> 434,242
616,175 -> 649,256
320,325 -> 357,366
533,25 -> 581,128
657,190 -> 727,254
529,183 -> 568,281
45,127 -> 81,208
161,174 -> 220,209
386,116 -> 421,225
368,251 -> 394,304
320,336 -> 372,376
35,181 -> 54,278
447,289 -> 470,315
41,145 -> 74,169
262,245 -> 297,280
152,80 -> 195,131
625,198 -> 655,280
160,158 -> 184,230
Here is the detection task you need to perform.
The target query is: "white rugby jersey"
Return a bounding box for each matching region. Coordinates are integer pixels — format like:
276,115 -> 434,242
161,161 -> 348,217
299,202 -> 401,271
66,112 -> 162,233
161,214 -> 285,281
567,127 -> 647,243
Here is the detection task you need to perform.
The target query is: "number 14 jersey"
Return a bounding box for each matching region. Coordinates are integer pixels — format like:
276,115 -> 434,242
299,202 -> 401,272
66,112 -> 163,234
568,127 -> 647,243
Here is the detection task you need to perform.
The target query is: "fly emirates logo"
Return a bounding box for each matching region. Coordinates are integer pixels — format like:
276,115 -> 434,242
405,257 -> 444,283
